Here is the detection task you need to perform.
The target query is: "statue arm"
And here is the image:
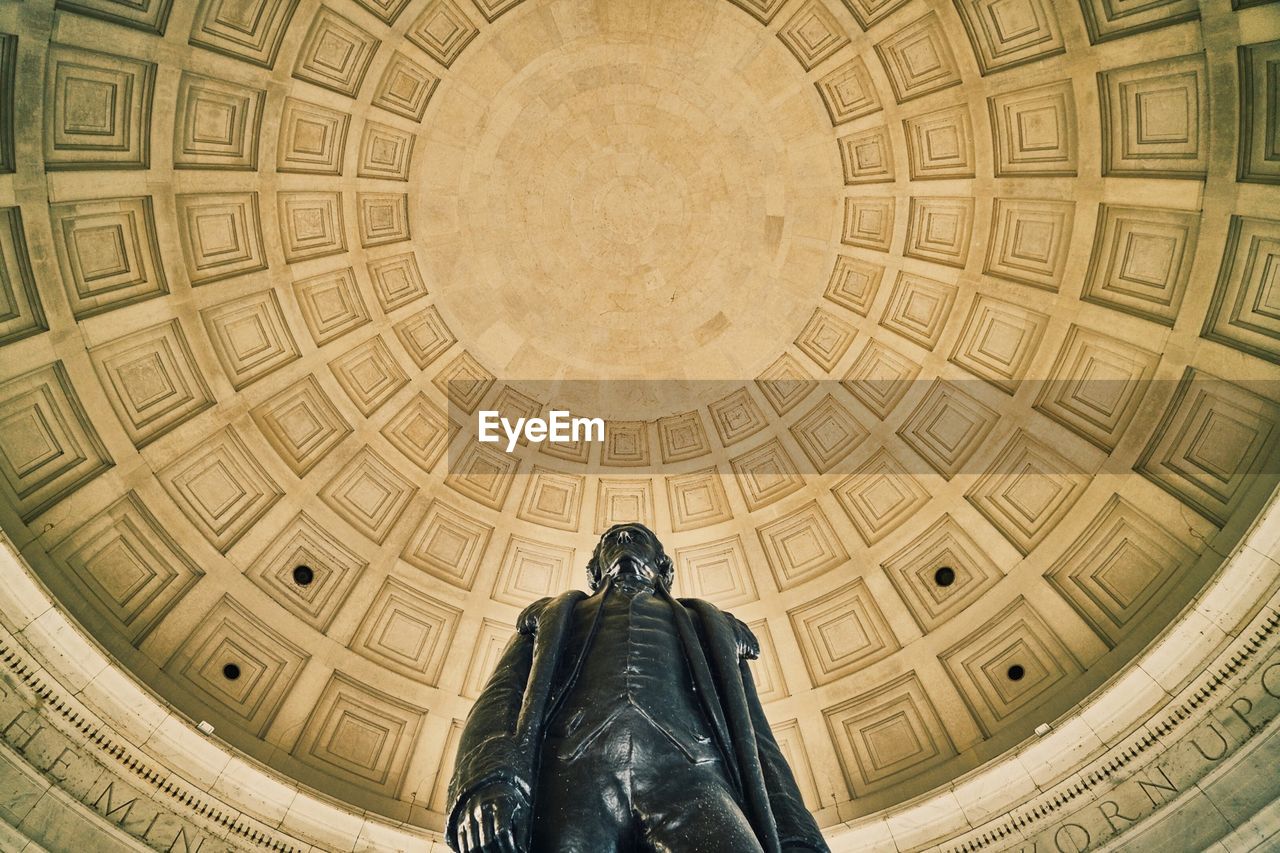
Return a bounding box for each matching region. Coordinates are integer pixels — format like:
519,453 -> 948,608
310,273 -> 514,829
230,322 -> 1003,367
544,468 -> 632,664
734,619 -> 831,853
445,598 -> 549,849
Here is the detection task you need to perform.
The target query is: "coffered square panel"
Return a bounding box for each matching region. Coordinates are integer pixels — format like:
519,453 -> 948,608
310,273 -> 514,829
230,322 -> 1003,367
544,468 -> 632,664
277,98 -> 350,175
777,1 -> 851,72
897,379 -> 999,480
824,672 -> 956,795
833,448 -> 930,546
1202,216 -> 1280,363
251,374 -> 352,476
841,338 -> 921,420
358,193 -> 410,247
89,318 -> 214,448
407,0 -> 479,68
492,535 -> 574,606
381,392 -> 459,474
368,252 -> 430,312
839,126 -> 895,185
322,447 -> 418,544
1034,325 -> 1160,452
757,352 -> 818,413
372,52 -> 439,122
815,57 -> 882,125
903,106 -> 975,180
50,196 -> 167,319
244,512 -> 367,633
57,0 -> 174,33
1098,53 -> 1208,179
1078,0 -> 1198,44
790,394 -> 868,474
200,289 -> 301,389
175,192 -> 268,285
291,672 -> 425,797
173,72 -> 264,170
601,420 -> 651,467
517,466 -> 585,531
880,271 -> 958,351
402,499 -> 493,590
952,0 -> 1064,74
665,467 -> 733,531
395,306 -> 456,370
329,335 -> 409,417
1238,40 -> 1280,185
730,438 -> 805,511
160,426 -> 283,553
1046,495 -> 1197,646
874,13 -> 962,103
293,267 -> 371,346
757,500 -> 848,590
949,293 -> 1049,394
965,429 -> 1089,555
277,191 -> 346,262
1082,204 -> 1199,326
824,255 -> 883,316
0,363 -> 112,522
881,514 -> 1003,632
708,386 -> 769,447
447,441 -> 519,510
842,197 -> 895,253
350,577 -> 461,683
789,578 -> 900,686
940,596 -> 1083,736
0,208 -> 45,346
292,8 -> 379,98
358,121 -> 415,181
593,477 -> 655,533
43,44 -> 154,169
657,410 -> 712,463
988,80 -> 1077,176
189,0 -> 299,68
1136,368 -> 1280,527
984,198 -> 1075,292
165,595 -> 308,736
673,535 -> 758,607
904,197 -> 974,269
51,492 -> 202,645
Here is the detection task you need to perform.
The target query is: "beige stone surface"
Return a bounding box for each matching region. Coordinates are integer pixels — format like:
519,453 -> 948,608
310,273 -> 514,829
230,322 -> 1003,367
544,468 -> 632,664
0,0 -> 1277,848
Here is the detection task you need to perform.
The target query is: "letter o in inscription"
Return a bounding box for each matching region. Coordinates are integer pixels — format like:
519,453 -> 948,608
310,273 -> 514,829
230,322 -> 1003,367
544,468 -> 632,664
1054,823 -> 1091,853
1262,662 -> 1280,699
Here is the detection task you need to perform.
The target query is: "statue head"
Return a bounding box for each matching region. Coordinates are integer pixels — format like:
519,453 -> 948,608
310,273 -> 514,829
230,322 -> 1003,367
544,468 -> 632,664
586,522 -> 675,592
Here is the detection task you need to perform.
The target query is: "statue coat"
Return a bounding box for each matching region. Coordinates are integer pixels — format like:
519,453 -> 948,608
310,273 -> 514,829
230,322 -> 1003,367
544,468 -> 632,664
445,589 -> 830,853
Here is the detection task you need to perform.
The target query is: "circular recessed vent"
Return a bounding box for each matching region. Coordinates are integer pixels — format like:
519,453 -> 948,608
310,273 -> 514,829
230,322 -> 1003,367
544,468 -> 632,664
934,566 -> 957,587
292,565 -> 314,586
222,663 -> 241,681
1007,665 -> 1026,682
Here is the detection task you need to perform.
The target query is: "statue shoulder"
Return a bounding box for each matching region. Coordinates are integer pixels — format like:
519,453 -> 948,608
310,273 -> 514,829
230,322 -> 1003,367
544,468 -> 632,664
515,590 -> 586,636
675,597 -> 760,660
516,597 -> 553,635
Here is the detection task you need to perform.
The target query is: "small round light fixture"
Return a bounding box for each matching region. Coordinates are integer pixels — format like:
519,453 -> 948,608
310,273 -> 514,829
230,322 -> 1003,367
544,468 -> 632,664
222,663 -> 241,681
292,565 -> 314,586
1006,664 -> 1026,682
933,566 -> 956,587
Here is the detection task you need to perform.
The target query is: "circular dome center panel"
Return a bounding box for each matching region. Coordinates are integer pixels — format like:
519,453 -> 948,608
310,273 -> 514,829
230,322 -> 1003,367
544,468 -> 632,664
418,2 -> 841,409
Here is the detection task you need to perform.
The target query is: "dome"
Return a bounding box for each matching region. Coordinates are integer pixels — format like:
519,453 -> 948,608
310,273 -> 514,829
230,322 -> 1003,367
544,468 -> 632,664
0,0 -> 1277,849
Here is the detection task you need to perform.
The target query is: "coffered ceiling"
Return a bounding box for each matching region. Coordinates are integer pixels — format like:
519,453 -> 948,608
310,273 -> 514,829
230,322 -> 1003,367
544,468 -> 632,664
0,0 -> 1277,837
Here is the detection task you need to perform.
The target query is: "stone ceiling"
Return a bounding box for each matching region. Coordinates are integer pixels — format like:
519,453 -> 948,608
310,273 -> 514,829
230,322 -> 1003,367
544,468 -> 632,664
0,0 -> 1277,837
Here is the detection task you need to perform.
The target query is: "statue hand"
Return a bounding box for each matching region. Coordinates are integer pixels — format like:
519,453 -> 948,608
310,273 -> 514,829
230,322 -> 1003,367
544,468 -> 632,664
456,783 -> 529,853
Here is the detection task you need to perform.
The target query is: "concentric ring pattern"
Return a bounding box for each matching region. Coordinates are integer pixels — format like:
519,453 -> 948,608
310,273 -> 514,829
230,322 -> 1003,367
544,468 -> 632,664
0,0 -> 1278,837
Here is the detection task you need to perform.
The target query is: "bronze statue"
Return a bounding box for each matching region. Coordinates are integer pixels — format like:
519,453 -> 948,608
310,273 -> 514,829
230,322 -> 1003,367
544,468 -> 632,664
446,522 -> 830,853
